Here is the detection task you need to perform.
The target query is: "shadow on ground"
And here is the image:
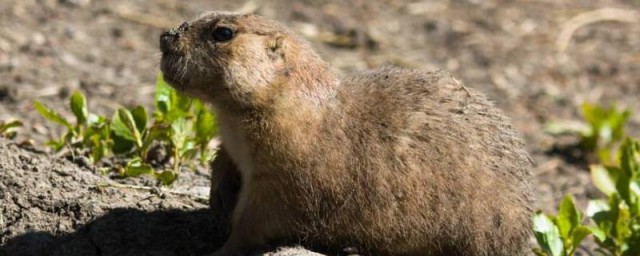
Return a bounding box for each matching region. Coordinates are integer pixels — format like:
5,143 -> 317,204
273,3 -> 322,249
1,208 -> 225,256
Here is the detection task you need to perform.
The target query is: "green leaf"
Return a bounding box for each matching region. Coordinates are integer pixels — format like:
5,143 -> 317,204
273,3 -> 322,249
610,109 -> 631,143
597,147 -> 615,165
130,106 -> 148,134
580,103 -> 600,150
110,133 -> 134,154
84,118 -> 111,162
613,139 -> 640,214
543,120 -> 590,136
118,109 -> 142,147
124,158 -> 154,177
70,91 -> 88,125
532,248 -> 550,256
170,117 -> 188,146
557,195 -> 581,240
587,225 -> 607,242
112,109 -> 143,148
620,139 -> 640,214
620,138 -> 640,178
603,194 -> 622,242
165,101 -> 192,124
154,73 -> 193,123
631,179 -> 640,213
592,165 -> 618,196
0,120 -> 23,132
533,212 -> 564,256
599,122 -> 613,147
34,101 -> 73,130
83,115 -> 109,141
570,226 -> 592,254
169,84 -> 192,114
45,136 -> 67,152
141,124 -> 171,154
155,73 -> 173,117
580,103 -> 632,153
89,135 -> 108,163
0,120 -> 23,138
180,145 -> 199,161
200,148 -> 217,164
154,170 -> 177,186
616,170 -> 633,213
194,102 -> 217,144
615,206 -> 632,242
111,110 -> 134,141
172,91 -> 192,113
587,199 -> 611,217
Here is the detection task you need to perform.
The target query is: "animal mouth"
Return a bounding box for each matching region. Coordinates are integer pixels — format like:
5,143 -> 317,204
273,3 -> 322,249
159,24 -> 194,91
159,27 -> 183,54
160,22 -> 190,54
159,39 -> 184,88
159,51 -> 187,90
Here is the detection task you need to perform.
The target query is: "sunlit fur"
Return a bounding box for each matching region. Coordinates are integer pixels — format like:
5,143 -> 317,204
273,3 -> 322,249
161,12 -> 534,256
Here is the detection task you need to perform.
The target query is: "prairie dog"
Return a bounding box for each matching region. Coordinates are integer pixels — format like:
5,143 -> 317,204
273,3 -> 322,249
160,11 -> 534,256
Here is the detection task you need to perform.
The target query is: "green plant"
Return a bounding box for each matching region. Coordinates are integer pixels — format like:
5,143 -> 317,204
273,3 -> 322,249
34,74 -> 218,185
534,138 -> 640,256
587,138 -> 640,256
152,74 -> 218,170
533,195 -> 593,256
581,103 -> 631,163
0,120 -> 22,139
0,119 -> 22,139
544,103 -> 631,164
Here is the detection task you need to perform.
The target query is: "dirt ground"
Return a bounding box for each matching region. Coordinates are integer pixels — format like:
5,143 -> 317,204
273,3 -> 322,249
1,0 -> 639,255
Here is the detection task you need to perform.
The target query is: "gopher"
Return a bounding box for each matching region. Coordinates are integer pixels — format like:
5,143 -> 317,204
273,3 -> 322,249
159,11 -> 534,256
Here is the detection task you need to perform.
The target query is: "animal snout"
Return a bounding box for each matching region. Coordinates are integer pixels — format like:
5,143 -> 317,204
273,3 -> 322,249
159,22 -> 189,54
160,31 -> 178,54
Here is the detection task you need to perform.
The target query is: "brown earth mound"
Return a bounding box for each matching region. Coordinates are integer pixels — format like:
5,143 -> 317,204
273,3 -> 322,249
0,139 -> 223,256
0,139 -> 323,256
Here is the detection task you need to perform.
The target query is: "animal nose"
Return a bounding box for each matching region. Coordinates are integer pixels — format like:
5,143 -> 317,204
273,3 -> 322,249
162,29 -> 176,36
159,22 -> 190,54
160,29 -> 180,53
178,22 -> 189,32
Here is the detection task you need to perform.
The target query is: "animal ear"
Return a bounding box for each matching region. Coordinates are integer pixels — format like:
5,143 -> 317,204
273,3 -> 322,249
268,34 -> 285,53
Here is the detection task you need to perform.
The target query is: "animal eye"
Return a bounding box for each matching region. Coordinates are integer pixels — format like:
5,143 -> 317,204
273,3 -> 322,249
212,27 -> 234,42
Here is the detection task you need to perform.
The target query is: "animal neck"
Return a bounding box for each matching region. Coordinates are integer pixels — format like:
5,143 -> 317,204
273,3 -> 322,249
216,62 -> 338,165
283,63 -> 339,109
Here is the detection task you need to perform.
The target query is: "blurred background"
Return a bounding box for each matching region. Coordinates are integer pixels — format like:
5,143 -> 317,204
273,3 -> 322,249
0,0 -> 639,216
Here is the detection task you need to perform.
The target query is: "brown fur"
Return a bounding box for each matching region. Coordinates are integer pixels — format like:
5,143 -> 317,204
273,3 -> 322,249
160,11 -> 534,256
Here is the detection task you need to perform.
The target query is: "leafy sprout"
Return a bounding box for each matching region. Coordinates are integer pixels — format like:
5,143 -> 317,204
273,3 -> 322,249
544,103 -> 631,164
34,74 -> 218,185
0,119 -> 22,139
534,137 -> 640,256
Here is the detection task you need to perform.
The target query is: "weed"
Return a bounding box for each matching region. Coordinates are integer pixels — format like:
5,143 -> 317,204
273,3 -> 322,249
545,103 -> 631,164
535,101 -> 638,255
533,195 -> 593,256
0,119 -> 22,139
34,74 -> 217,185
534,138 -> 640,256
580,103 -> 631,164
